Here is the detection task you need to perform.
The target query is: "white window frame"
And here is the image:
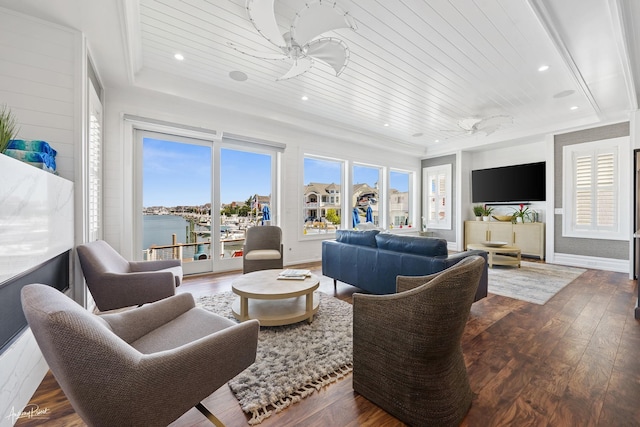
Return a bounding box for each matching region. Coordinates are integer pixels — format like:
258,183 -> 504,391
423,164 -> 452,230
562,136 -> 630,240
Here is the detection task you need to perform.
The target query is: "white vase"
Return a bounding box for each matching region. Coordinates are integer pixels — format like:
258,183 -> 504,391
516,217 -> 523,223
482,216 -> 490,222
475,216 -> 481,221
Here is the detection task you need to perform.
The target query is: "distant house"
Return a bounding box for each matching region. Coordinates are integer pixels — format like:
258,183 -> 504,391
302,182 -> 407,226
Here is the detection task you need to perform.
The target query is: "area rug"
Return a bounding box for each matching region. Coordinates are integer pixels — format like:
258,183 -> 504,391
196,292 -> 353,425
487,261 -> 586,305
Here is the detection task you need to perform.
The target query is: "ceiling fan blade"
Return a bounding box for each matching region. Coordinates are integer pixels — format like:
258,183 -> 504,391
291,1 -> 357,46
277,57 -> 314,81
474,115 -> 513,134
246,0 -> 286,48
457,117 -> 482,132
306,37 -> 349,76
226,42 -> 288,60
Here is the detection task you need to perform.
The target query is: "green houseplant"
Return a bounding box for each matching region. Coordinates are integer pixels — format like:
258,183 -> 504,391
481,205 -> 494,221
472,204 -> 484,219
0,104 -> 19,153
512,204 -> 532,223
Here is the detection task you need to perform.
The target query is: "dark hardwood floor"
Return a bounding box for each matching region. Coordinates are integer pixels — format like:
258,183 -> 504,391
15,262 -> 640,426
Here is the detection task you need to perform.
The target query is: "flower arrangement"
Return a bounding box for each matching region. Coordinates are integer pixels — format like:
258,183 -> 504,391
482,205 -> 494,216
472,204 -> 484,217
512,204 -> 532,222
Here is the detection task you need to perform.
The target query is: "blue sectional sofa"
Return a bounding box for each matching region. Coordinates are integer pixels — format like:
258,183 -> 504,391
322,230 -> 488,301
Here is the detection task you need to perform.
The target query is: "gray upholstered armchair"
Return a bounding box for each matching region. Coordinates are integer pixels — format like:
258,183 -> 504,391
352,255 -> 485,427
21,284 -> 259,427
77,239 -> 182,311
242,225 -> 283,274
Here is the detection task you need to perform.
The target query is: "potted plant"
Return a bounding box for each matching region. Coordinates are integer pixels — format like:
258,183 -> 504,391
0,104 -> 19,154
482,205 -> 494,221
472,205 -> 484,221
512,204 -> 532,223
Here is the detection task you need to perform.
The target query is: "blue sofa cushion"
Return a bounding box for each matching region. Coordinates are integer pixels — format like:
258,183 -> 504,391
375,233 -> 448,257
335,229 -> 380,247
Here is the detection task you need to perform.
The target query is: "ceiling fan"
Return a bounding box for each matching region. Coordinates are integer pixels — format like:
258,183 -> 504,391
228,0 -> 357,80
442,115 -> 513,136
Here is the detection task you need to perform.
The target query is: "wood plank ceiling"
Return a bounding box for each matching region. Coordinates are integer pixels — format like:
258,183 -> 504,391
5,0 -> 634,155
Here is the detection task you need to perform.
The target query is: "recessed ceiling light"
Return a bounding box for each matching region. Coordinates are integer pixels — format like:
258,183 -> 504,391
435,139 -> 440,143
538,65 -> 549,72
383,123 -> 390,127
174,53 -> 184,61
570,106 -> 579,110
229,70 -> 248,82
301,95 -> 308,101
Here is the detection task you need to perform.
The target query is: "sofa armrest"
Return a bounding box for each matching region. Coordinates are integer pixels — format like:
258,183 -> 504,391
137,319 -> 260,410
100,293 -> 195,343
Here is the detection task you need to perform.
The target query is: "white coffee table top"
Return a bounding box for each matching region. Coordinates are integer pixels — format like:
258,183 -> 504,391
232,269 -> 319,299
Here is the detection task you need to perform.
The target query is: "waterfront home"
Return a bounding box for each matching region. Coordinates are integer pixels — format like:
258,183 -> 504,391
1,0 -> 639,425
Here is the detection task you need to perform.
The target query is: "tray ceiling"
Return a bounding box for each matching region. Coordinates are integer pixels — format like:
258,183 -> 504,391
0,0 -> 637,155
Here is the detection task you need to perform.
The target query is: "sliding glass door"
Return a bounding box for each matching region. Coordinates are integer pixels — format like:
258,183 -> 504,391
139,131 -> 213,274
136,130 -> 280,275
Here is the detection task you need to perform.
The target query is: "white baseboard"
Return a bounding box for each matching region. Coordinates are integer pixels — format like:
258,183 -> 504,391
552,253 -> 630,273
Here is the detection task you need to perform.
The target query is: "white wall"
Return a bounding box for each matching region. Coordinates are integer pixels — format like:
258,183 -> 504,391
103,86 -> 421,268
0,7 -> 81,182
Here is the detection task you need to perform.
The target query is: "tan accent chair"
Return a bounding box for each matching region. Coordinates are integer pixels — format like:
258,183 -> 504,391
77,240 -> 182,311
21,284 -> 259,427
352,255 -> 485,427
242,225 -> 283,274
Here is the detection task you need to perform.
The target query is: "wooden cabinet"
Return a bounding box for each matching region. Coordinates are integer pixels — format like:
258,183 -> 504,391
512,223 -> 545,259
464,221 -> 545,259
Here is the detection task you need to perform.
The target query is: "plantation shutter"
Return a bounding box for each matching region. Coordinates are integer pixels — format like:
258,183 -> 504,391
88,82 -> 102,242
572,149 -> 616,232
596,152 -> 615,228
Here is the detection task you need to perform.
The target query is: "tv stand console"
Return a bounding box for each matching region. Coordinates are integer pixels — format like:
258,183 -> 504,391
464,221 -> 545,260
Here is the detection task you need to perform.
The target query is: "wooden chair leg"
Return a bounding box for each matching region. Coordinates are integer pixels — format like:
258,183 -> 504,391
195,402 -> 225,427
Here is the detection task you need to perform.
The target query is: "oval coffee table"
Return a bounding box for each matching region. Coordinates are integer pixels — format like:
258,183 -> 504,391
467,243 -> 521,268
231,269 -> 320,326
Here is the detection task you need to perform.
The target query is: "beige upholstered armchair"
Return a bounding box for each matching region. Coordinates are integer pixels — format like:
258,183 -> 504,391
242,225 -> 283,274
21,284 -> 259,427
352,255 -> 485,427
77,239 -> 182,311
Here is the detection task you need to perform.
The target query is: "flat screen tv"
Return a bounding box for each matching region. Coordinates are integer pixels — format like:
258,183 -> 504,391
472,162 -> 546,203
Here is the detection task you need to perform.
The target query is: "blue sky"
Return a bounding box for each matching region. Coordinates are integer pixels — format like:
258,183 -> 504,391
143,138 -> 408,206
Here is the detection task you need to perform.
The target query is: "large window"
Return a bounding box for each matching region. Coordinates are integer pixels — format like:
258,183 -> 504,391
389,170 -> 412,228
423,164 -> 451,229
303,156 -> 343,234
353,164 -> 381,226
563,136 -> 629,240
220,148 -> 273,258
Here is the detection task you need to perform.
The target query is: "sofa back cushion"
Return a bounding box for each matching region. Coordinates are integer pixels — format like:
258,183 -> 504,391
375,234 -> 448,257
335,229 -> 380,247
